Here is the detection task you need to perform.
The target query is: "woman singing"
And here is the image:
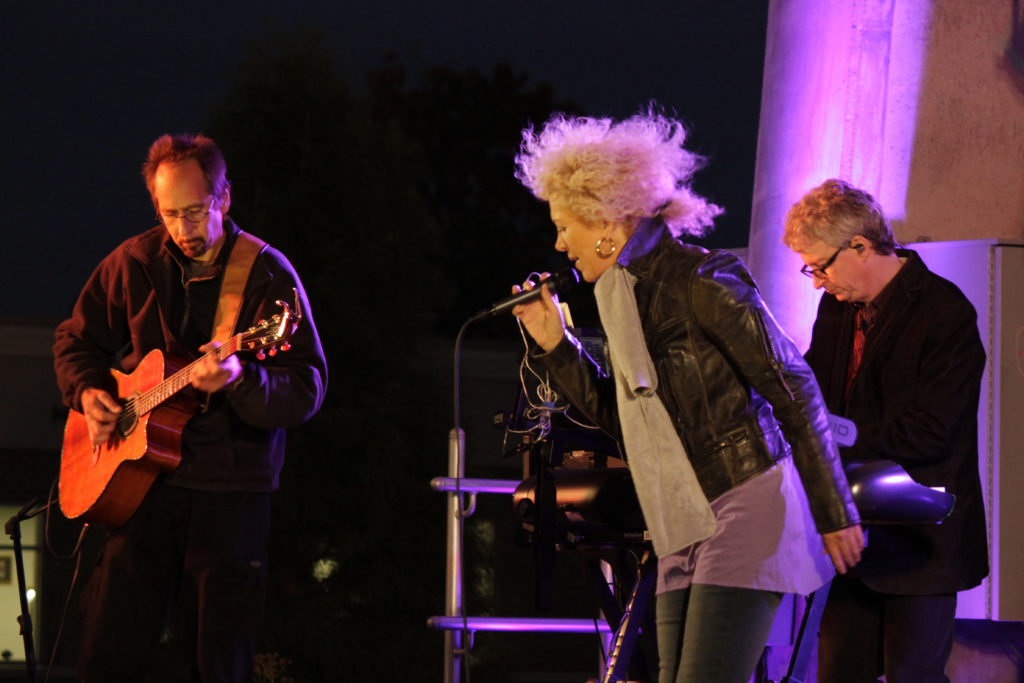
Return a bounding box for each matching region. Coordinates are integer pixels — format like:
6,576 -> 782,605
510,107 -> 864,683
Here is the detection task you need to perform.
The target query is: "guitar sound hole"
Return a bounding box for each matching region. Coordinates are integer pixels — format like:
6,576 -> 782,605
117,398 -> 139,438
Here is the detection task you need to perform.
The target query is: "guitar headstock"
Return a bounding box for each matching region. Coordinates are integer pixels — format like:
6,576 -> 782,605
239,288 -> 303,360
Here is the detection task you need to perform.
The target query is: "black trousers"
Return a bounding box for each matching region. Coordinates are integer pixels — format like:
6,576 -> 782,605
78,482 -> 271,683
817,573 -> 956,683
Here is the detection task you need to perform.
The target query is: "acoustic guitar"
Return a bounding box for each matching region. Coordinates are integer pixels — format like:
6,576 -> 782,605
58,298 -> 300,529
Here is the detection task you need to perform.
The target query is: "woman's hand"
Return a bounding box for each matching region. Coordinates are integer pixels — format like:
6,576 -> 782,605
822,524 -> 865,574
512,274 -> 566,352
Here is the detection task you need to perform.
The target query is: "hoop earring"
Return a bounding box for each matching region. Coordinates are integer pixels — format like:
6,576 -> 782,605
595,236 -> 617,258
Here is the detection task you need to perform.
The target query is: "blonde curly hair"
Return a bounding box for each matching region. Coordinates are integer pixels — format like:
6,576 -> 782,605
514,107 -> 722,237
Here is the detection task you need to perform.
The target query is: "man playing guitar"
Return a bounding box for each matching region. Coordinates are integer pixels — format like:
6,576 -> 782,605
53,133 -> 328,682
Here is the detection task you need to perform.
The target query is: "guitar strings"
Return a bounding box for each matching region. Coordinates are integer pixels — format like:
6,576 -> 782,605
132,334 -> 242,415
121,312 -> 285,420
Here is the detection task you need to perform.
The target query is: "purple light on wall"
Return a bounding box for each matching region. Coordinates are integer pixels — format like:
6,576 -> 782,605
748,0 -> 932,351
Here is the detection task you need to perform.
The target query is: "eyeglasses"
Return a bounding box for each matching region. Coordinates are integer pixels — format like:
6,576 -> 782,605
159,197 -> 215,225
800,244 -> 849,279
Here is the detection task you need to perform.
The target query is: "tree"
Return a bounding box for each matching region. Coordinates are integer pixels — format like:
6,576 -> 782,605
207,30 -> 453,680
365,57 -> 598,335
200,28 -> 597,680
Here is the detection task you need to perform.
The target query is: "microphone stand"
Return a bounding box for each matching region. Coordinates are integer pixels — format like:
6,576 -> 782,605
441,270 -> 580,683
4,498 -> 46,683
442,318 -> 473,683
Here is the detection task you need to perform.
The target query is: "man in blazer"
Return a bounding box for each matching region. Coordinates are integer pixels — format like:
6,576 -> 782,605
783,179 -> 988,683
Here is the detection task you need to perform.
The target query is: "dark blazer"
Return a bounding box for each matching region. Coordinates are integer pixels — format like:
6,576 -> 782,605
805,249 -> 988,594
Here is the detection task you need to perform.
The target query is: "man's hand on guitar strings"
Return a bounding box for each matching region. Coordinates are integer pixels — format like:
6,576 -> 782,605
191,341 -> 244,393
81,387 -> 122,448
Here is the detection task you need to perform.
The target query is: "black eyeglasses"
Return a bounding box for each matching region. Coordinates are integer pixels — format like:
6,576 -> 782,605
800,244 -> 849,279
159,197 -> 215,225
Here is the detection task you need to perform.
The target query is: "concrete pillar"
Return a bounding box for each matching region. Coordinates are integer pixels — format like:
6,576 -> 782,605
747,0 -> 1024,624
749,0 -> 1024,350
747,0 -> 932,351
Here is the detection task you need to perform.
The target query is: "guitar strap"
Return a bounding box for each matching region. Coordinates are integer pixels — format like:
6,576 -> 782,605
212,230 -> 267,344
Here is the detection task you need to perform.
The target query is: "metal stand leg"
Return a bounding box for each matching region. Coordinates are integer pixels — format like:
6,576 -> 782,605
443,428 -> 467,683
781,580 -> 832,683
4,499 -> 42,683
601,550 -> 657,683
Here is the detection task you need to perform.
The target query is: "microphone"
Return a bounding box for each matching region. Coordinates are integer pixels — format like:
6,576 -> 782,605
470,268 -> 580,321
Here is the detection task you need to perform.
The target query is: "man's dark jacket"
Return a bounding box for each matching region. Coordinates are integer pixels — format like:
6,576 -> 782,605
54,219 -> 328,493
539,223 -> 858,534
805,249 -> 988,594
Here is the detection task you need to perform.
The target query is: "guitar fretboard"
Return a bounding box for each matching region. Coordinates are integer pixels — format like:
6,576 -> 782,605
118,335 -> 243,427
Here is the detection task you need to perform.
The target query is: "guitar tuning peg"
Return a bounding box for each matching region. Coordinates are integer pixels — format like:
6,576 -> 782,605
281,342 -> 291,352
256,351 -> 266,361
268,347 -> 278,357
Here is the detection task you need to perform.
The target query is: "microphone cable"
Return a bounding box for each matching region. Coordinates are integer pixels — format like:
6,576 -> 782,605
41,477 -> 91,683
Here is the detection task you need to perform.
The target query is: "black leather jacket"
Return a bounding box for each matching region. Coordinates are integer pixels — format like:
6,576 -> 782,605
537,223 -> 858,533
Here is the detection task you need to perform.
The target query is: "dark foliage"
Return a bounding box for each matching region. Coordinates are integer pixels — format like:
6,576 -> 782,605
365,56 -> 600,335
207,30 -> 453,681
199,29 -> 587,681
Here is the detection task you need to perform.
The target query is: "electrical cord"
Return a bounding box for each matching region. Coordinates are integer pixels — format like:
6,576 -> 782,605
43,478 -> 89,560
41,477 -> 92,683
508,320 -> 601,442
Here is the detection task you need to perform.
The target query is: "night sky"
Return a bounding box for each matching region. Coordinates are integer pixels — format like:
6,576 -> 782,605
3,1 -> 768,321
4,5 -> 770,677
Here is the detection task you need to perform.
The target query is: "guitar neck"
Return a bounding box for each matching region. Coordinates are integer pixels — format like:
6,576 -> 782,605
133,335 -> 242,416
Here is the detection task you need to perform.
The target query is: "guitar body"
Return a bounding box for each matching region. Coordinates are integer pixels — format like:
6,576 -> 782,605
59,349 -> 192,529
57,295 -> 301,530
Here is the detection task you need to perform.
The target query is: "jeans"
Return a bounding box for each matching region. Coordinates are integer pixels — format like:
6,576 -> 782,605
655,583 -> 782,683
